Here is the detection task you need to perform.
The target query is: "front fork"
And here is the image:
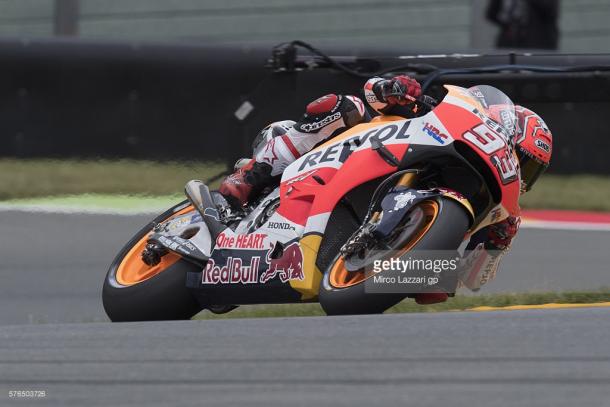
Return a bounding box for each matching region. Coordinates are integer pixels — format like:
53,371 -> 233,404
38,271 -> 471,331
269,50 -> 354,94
340,171 -> 420,258
396,171 -> 418,188
368,170 -> 418,225
340,170 -> 474,258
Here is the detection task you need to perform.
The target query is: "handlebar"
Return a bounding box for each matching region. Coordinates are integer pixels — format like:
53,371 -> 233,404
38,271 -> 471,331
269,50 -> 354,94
382,92 -> 438,115
414,95 -> 438,113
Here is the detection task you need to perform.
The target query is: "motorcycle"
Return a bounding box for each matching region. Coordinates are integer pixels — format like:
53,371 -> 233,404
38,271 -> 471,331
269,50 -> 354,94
102,85 -> 521,321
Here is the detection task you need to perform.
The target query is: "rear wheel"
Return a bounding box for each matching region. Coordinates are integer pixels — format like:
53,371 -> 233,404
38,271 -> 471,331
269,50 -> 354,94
319,198 -> 470,315
102,201 -> 203,322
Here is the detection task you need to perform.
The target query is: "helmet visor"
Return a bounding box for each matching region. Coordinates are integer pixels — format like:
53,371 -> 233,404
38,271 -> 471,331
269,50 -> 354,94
517,148 -> 548,191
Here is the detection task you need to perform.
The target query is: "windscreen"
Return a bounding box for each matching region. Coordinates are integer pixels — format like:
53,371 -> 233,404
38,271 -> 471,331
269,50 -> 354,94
467,85 -> 517,145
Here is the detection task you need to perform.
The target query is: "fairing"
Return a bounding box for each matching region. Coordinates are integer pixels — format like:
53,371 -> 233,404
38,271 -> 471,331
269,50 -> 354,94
164,85 -> 522,302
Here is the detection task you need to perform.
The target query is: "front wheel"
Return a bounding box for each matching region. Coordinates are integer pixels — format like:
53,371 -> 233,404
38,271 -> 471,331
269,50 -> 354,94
102,201 -> 203,322
319,198 -> 470,315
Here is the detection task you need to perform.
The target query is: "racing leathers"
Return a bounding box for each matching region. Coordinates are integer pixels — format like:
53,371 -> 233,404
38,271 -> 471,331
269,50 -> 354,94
457,216 -> 520,293
218,75 -> 520,303
219,75 -> 421,207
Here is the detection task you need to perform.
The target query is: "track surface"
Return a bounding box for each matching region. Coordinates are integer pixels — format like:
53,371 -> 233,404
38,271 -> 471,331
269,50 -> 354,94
2,211 -> 610,406
1,308 -> 610,407
1,211 -> 610,325
1,211 -> 149,325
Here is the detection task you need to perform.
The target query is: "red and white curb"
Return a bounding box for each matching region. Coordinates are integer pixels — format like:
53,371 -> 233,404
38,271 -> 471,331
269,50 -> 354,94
521,209 -> 610,232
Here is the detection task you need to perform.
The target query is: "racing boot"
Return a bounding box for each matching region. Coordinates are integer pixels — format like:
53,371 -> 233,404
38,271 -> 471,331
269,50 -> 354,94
218,159 -> 274,208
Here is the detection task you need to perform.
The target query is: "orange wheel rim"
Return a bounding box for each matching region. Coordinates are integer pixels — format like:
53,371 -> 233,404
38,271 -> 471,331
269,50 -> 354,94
115,205 -> 194,286
329,200 -> 439,289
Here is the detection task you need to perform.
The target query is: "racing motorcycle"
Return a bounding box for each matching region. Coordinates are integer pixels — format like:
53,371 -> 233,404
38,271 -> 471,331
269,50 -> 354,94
102,85 -> 521,322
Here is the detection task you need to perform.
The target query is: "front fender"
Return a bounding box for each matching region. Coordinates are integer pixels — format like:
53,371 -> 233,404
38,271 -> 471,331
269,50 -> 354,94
373,187 -> 474,239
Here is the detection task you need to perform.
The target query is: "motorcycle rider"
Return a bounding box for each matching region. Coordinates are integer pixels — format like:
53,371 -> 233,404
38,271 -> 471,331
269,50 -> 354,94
219,76 -> 422,208
453,104 -> 552,300
219,76 -> 553,304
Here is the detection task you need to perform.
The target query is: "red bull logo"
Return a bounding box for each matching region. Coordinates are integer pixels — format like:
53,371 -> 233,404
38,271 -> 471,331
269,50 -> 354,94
202,257 -> 261,285
260,242 -> 305,284
201,242 -> 305,285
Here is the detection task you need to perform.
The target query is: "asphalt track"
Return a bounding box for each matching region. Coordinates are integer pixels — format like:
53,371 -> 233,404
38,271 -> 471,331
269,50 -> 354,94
1,308 -> 610,407
1,210 -> 610,325
1,211 -> 610,406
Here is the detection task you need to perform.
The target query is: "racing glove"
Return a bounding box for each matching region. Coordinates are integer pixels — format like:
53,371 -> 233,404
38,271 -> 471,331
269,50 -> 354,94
378,75 -> 422,105
487,216 -> 520,250
364,75 -> 422,114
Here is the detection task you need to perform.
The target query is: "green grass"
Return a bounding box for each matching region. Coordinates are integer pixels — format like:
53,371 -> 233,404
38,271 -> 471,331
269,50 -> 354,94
2,194 -> 185,212
1,159 -> 610,211
193,289 -> 610,320
519,174 -> 610,212
0,158 -> 227,201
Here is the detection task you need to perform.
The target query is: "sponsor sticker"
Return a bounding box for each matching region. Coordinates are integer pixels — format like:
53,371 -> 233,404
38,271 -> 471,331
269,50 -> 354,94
297,120 -> 410,171
393,191 -> 416,211
201,242 -> 305,285
499,110 -> 515,134
534,138 -> 550,153
285,169 -> 318,185
202,257 -> 261,284
260,242 -> 304,283
215,232 -> 266,250
490,207 -> 503,223
267,222 -> 296,231
299,112 -> 342,132
422,122 -> 448,144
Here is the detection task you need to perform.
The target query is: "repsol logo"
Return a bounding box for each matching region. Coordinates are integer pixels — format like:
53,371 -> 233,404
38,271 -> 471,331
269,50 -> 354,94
298,121 -> 410,171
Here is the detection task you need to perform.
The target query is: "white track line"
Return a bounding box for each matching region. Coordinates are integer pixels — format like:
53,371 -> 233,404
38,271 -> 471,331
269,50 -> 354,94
2,203 -> 610,232
0,203 -> 159,216
521,219 -> 610,232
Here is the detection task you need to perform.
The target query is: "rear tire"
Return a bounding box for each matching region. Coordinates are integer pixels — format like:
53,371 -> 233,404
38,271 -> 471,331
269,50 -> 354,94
102,201 -> 203,322
319,198 -> 470,315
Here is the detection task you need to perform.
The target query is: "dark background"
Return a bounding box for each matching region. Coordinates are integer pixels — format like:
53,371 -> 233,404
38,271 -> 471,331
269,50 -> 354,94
1,38 -> 609,174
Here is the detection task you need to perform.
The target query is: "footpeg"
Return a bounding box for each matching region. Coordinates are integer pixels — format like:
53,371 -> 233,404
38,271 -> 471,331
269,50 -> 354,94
184,180 -> 226,241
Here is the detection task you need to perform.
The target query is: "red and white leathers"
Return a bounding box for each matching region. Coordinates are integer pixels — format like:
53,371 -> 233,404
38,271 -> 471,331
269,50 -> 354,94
219,93 -> 367,207
254,75 -> 422,178
256,93 -> 368,177
219,76 -> 421,206
457,216 -> 521,291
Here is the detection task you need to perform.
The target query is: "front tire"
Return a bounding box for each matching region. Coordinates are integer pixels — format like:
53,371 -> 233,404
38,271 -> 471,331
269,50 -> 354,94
102,201 -> 203,322
319,198 -> 470,315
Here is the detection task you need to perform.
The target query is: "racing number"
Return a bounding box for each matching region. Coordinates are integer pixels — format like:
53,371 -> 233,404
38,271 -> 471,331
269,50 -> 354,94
463,124 -> 518,185
463,124 -> 505,154
491,152 -> 518,184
